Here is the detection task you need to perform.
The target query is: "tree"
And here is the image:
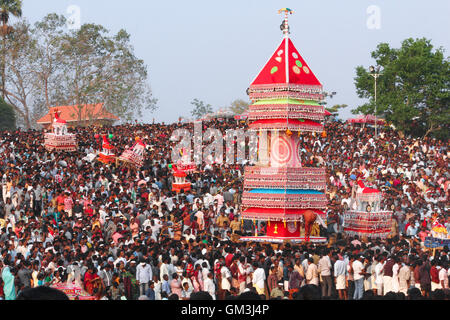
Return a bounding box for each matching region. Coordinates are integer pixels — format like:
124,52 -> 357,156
354,38 -> 450,139
3,14 -> 157,129
0,96 -> 15,129
3,19 -> 37,129
326,104 -> 348,116
0,0 -> 22,99
228,99 -> 249,115
55,22 -> 157,123
190,98 -> 213,119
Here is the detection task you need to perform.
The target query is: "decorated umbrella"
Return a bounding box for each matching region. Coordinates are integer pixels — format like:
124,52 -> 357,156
347,115 -> 385,125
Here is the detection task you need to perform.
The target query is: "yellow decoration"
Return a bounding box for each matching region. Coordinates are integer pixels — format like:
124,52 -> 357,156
283,220 -> 286,228
286,129 -> 293,137
432,226 -> 448,234
311,223 -> 320,237
274,224 -> 278,235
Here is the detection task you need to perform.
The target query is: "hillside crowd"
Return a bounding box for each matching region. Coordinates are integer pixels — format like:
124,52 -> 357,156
0,118 -> 448,300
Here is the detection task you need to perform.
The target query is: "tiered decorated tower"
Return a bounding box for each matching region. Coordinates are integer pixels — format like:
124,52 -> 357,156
241,9 -> 327,243
44,110 -> 77,152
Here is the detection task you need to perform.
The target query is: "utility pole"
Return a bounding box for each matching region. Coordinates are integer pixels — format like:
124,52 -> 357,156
369,66 -> 381,138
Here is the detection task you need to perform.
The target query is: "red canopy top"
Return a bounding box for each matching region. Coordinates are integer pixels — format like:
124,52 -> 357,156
102,135 -> 113,150
362,187 -> 380,194
135,140 -> 146,148
54,111 -> 67,124
251,38 -> 322,88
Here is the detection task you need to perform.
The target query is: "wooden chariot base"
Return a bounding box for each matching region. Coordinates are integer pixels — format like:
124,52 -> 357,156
239,235 -> 328,244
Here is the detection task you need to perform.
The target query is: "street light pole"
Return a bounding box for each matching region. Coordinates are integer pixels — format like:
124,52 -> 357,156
369,66 -> 381,138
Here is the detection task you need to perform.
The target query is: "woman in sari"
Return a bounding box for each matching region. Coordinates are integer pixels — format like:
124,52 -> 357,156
84,266 -> 100,295
2,266 -> 16,300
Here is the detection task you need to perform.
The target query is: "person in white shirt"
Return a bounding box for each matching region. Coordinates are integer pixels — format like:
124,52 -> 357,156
374,256 -> 385,296
305,258 -> 319,286
152,275 -> 162,300
333,254 -> 348,300
439,262 -> 448,289
352,256 -> 365,300
318,250 -> 333,297
392,261 -> 400,293
203,272 -> 216,300
220,264 -> 232,292
252,263 -> 266,295
159,257 -> 170,282
398,262 -> 411,294
195,210 -> 205,231
238,258 -> 250,294
136,260 -> 153,296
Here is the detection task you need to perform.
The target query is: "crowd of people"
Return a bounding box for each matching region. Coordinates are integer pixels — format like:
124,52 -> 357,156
0,117 -> 448,300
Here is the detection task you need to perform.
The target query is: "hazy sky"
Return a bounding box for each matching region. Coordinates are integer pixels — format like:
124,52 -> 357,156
21,0 -> 450,124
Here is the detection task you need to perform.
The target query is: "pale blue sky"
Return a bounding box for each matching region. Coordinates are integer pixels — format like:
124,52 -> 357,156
21,0 -> 450,124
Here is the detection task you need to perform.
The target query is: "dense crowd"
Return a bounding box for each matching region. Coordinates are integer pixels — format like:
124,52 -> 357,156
0,118 -> 449,300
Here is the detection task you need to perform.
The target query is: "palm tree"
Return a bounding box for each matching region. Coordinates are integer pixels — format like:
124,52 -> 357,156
0,0 -> 22,99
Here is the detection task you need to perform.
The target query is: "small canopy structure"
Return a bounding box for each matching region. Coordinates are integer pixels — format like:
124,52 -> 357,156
205,108 -> 234,120
234,111 -> 249,120
347,114 -> 385,125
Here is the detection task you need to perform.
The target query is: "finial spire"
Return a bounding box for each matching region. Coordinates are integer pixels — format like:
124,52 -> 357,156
278,8 -> 294,38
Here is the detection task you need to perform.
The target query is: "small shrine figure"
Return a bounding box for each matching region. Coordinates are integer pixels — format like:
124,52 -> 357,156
343,180 -> 393,239
171,164 -> 191,193
176,148 -> 197,174
44,110 -> 77,152
98,134 -> 116,164
430,216 -> 449,239
118,137 -> 146,168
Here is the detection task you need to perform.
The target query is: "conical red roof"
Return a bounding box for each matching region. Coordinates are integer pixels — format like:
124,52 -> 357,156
251,38 -> 322,88
53,111 -> 67,125
102,135 -> 114,150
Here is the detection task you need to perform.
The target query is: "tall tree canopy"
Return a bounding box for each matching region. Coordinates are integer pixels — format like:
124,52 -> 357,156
190,98 -> 213,120
0,0 -> 22,100
3,14 -> 157,128
326,104 -> 348,116
0,96 -> 15,129
354,38 -> 449,139
228,99 -> 249,115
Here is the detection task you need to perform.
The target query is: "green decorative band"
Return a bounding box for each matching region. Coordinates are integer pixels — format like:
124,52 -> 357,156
253,98 -> 322,106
